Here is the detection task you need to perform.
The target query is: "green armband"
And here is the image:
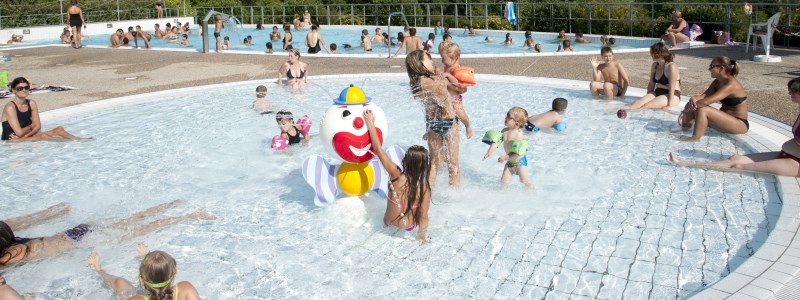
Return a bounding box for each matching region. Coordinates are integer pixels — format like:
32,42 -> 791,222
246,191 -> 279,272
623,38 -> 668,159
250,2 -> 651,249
482,130 -> 503,145
509,139 -> 528,156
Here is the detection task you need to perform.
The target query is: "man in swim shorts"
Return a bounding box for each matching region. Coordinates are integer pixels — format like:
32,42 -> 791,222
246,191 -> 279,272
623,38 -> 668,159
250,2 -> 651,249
214,14 -> 223,52
590,47 -> 629,100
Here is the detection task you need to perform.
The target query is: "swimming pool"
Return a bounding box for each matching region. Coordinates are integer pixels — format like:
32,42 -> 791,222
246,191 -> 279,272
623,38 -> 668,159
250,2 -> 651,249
7,24 -> 659,56
0,74 -> 778,299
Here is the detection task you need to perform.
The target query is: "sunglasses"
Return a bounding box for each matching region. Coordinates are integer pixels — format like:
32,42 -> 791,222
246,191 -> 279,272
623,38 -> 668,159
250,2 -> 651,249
708,64 -> 722,70
14,86 -> 30,92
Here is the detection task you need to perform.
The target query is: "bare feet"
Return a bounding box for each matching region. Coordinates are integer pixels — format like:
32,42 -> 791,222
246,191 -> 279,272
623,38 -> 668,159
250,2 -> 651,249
88,252 -> 102,272
668,152 -> 682,164
136,243 -> 149,260
189,209 -> 217,220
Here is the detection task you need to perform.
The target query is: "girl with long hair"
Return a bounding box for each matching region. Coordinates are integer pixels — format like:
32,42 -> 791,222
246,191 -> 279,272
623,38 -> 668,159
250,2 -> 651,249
630,42 -> 682,109
364,110 -> 432,242
405,50 -> 461,187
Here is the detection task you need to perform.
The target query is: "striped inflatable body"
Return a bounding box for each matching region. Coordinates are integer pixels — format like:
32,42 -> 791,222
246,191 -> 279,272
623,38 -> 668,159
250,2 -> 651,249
302,145 -> 406,206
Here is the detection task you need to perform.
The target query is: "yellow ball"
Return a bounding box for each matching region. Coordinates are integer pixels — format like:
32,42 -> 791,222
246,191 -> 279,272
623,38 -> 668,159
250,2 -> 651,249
336,163 -> 374,197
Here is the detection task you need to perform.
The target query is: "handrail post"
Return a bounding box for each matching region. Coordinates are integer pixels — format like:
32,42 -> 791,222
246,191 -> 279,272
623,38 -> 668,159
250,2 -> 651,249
413,5 -> 417,27
484,3 -> 488,30
427,4 -> 430,28
351,4 -> 354,25
628,3 -> 633,37
650,4 -> 654,37
117,0 -> 121,21
569,4 -> 572,33
607,4 -> 611,35
455,3 -> 458,28
549,4 -> 553,32
725,3 -> 731,33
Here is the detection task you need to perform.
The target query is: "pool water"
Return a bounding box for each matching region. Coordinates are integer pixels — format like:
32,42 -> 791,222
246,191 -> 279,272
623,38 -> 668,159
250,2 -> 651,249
16,25 -> 657,55
0,74 -> 778,299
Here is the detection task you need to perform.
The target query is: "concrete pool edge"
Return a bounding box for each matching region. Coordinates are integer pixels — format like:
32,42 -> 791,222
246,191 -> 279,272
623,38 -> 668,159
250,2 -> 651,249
37,73 -> 798,299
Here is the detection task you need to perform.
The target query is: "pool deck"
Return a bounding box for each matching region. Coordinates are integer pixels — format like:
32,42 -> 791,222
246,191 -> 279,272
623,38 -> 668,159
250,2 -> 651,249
1,44 -> 800,299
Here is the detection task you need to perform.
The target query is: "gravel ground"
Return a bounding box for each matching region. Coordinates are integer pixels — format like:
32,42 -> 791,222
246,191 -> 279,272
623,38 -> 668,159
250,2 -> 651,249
1,44 -> 798,124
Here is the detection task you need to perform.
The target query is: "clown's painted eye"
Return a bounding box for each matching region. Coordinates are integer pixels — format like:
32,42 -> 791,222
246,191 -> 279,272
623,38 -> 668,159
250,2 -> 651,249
341,110 -> 351,118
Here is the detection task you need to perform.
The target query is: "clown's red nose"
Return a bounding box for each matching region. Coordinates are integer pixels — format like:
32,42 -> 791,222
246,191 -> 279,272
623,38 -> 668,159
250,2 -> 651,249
353,117 -> 364,129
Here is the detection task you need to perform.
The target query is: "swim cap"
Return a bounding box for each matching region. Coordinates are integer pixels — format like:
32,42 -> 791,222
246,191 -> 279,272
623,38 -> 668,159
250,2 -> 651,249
482,130 -> 503,145
554,122 -> 566,132
335,84 -> 371,105
509,140 -> 528,156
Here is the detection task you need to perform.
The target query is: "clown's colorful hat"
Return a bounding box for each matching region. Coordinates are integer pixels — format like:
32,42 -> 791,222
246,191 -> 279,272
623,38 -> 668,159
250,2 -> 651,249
334,84 -> 372,105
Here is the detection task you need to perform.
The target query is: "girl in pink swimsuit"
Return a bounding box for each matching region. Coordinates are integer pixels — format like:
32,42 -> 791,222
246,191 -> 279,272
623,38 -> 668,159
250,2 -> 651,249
363,110 -> 432,242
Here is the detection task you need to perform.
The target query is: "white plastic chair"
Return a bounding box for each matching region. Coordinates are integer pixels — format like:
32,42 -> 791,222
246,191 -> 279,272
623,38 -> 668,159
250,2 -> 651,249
746,12 -> 781,55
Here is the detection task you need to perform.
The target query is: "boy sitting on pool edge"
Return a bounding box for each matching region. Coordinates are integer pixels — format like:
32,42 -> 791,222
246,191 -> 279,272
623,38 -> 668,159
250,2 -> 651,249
526,98 -> 568,133
590,46 -> 629,100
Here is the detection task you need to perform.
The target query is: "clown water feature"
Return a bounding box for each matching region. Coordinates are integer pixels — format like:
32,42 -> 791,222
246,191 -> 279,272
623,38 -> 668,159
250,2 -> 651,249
302,85 -> 404,206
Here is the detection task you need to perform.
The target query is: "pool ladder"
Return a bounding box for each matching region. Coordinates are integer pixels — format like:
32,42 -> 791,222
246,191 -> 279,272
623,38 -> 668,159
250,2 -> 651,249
387,12 -> 410,58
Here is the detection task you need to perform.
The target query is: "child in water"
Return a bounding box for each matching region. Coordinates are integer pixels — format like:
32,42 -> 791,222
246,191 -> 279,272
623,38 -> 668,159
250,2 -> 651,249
252,85 -> 272,114
275,110 -> 308,146
222,36 -> 231,49
363,109 -> 431,242
179,34 -> 190,47
88,244 -> 201,300
483,107 -> 531,189
526,98 -> 568,132
440,43 -> 474,139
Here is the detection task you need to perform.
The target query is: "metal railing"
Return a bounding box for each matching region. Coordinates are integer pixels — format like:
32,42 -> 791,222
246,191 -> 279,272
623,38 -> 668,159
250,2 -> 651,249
192,2 -> 799,47
3,2 -> 799,47
0,0 -> 188,30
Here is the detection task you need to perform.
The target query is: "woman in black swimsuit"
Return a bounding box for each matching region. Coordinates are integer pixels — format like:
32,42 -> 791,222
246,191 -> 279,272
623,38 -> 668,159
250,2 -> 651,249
678,56 -> 748,141
66,0 -> 86,49
630,42 -> 681,109
2,77 -> 92,142
0,200 -> 215,269
277,49 -> 308,92
670,77 -> 800,177
405,50 -> 461,187
282,24 -> 293,51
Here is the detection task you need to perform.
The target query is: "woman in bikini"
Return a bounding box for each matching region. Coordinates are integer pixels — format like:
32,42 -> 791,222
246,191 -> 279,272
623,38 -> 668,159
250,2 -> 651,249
89,244 -> 201,300
276,49 -> 308,92
630,42 -> 681,109
677,56 -> 748,141
66,0 -> 86,49
364,110 -> 431,242
2,77 -> 92,142
405,50 -> 461,187
670,77 -> 800,177
155,0 -> 164,19
0,200 -> 214,269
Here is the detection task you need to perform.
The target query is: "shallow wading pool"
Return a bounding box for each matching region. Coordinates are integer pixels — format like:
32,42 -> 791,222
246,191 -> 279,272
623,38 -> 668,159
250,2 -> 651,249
0,74 -> 778,299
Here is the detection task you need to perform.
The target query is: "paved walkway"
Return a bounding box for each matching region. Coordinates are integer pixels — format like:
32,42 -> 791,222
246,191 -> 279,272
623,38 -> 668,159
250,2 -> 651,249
1,44 -> 799,124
